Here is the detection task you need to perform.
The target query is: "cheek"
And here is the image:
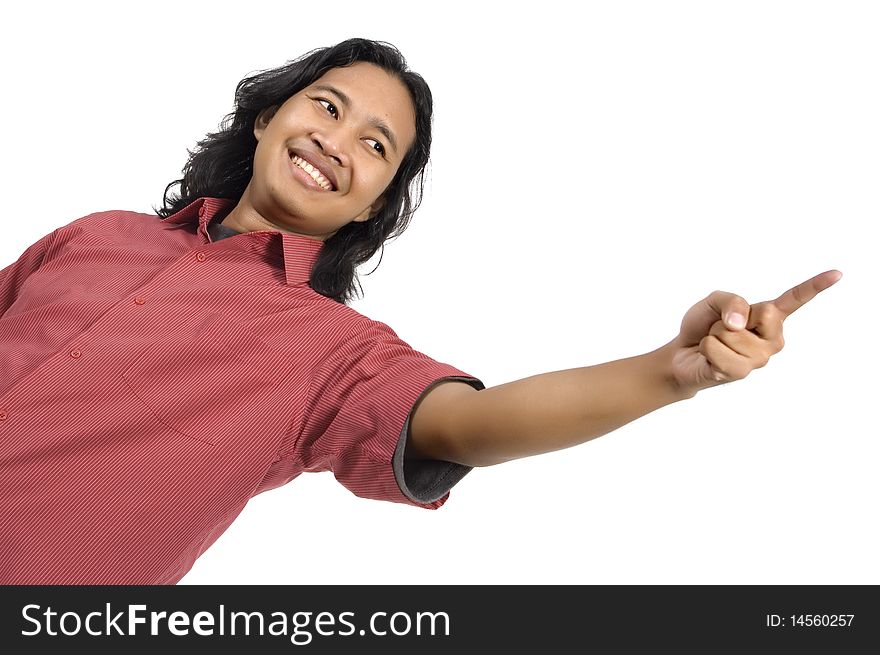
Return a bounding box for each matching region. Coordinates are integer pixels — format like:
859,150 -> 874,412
353,168 -> 392,194
377,167 -> 400,193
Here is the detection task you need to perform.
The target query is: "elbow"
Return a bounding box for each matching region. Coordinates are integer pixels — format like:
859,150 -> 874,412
442,388 -> 519,468
466,455 -> 513,468
442,437 -> 516,468
423,382 -> 521,468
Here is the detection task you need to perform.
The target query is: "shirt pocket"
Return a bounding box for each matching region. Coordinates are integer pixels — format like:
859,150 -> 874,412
122,313 -> 282,447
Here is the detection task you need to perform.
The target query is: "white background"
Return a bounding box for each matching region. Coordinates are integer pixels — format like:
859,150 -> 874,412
1,0 -> 876,584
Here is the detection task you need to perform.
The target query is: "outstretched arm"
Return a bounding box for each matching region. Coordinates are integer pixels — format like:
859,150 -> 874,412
409,270 -> 842,468
410,341 -> 689,467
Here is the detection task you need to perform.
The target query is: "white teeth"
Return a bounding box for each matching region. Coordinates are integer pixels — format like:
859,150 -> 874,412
290,154 -> 333,191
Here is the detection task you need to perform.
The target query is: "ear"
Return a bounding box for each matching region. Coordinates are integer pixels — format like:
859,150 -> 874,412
352,195 -> 386,223
253,105 -> 280,142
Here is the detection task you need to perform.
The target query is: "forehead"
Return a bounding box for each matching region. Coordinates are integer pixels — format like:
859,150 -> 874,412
304,62 -> 416,153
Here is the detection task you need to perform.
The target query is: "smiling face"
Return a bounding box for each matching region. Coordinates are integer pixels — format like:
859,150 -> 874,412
220,61 -> 418,241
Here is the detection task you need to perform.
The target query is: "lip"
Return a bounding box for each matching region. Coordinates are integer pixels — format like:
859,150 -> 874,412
288,154 -> 331,192
287,147 -> 338,191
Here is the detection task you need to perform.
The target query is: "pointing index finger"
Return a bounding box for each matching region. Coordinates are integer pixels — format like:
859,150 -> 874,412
771,269 -> 842,319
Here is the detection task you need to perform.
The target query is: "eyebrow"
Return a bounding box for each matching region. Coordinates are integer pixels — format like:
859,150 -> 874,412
312,84 -> 400,155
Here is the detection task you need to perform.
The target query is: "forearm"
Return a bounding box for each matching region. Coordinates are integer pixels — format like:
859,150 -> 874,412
448,340 -> 696,467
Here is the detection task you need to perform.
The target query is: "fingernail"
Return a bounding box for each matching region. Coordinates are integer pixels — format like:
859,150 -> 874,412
728,313 -> 745,329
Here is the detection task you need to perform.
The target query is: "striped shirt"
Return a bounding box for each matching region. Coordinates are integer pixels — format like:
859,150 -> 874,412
0,196 -> 483,584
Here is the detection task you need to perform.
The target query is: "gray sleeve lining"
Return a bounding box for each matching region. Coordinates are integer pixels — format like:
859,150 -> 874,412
392,375 -> 485,504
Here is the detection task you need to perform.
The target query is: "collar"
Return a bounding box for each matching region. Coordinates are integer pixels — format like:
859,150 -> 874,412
162,196 -> 325,287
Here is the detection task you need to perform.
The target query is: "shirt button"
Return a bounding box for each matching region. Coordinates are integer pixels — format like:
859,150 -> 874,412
198,205 -> 206,218
196,252 -> 206,262
134,297 -> 146,305
0,411 -> 7,421
70,349 -> 81,358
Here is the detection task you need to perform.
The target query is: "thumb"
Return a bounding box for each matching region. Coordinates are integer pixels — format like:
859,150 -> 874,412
705,290 -> 751,331
724,302 -> 750,331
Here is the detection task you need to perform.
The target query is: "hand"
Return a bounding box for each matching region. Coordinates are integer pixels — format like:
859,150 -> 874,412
667,270 -> 843,395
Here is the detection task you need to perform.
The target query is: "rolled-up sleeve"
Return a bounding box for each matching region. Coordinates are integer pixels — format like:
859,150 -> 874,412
294,319 -> 484,510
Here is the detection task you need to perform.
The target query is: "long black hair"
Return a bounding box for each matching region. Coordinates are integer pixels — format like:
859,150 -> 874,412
153,37 -> 432,305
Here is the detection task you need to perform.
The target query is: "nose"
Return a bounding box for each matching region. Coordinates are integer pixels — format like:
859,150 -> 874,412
311,131 -> 348,168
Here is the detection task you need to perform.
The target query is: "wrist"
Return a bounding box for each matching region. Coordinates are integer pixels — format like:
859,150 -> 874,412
652,339 -> 699,401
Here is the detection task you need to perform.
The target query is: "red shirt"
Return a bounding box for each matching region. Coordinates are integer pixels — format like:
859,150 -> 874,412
0,196 -> 483,584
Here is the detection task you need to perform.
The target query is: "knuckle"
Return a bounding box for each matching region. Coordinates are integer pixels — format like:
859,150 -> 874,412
750,302 -> 769,319
752,302 -> 784,328
699,335 -> 712,353
765,304 -> 785,323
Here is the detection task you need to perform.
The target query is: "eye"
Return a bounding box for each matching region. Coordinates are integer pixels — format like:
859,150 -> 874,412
316,98 -> 338,118
366,138 -> 386,158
